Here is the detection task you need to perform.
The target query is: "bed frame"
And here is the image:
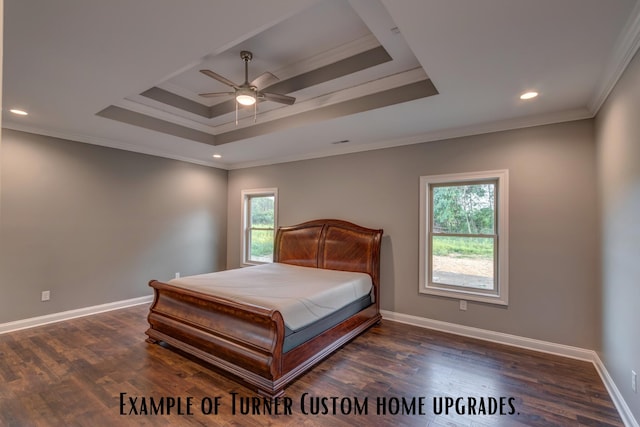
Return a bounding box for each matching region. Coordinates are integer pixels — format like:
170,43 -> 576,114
145,219 -> 383,397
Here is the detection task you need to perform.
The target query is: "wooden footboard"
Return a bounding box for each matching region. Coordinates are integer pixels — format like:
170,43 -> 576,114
146,282 -> 380,396
146,219 -> 383,397
146,281 -> 285,389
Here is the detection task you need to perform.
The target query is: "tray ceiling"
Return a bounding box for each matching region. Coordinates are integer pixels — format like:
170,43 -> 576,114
3,0 -> 639,169
97,0 -> 436,147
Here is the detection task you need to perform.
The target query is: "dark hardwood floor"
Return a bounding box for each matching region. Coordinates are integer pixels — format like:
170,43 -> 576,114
0,304 -> 622,427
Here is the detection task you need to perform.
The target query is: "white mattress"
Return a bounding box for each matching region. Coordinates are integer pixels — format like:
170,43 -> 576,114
168,263 -> 372,331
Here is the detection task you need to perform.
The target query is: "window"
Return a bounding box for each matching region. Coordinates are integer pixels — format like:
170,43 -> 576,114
419,170 -> 509,305
241,188 -> 278,265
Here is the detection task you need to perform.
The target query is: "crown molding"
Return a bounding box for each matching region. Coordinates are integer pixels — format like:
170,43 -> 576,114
227,107 -> 592,169
2,121 -> 227,169
589,0 -> 640,113
3,105 -> 591,172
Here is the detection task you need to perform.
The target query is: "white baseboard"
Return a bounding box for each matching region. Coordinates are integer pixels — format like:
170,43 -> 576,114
381,310 -> 595,360
592,354 -> 640,427
381,310 -> 638,427
0,295 -> 154,335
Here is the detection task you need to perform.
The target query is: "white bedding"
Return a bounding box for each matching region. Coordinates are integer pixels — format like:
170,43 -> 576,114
168,263 -> 372,331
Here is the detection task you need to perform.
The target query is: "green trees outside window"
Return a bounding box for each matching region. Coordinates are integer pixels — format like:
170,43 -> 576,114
248,195 -> 275,262
430,182 -> 497,290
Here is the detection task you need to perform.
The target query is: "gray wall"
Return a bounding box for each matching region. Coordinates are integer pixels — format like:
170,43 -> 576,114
0,129 -> 228,323
595,48 -> 640,419
227,119 -> 600,350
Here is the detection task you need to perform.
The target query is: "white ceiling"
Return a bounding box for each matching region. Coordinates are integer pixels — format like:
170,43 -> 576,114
3,0 -> 640,169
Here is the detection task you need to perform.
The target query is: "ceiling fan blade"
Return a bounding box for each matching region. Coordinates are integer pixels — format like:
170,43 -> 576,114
198,91 -> 234,98
199,69 -> 239,89
251,72 -> 279,90
261,92 -> 296,105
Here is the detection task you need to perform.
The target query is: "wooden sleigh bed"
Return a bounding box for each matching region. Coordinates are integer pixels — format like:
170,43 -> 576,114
145,219 -> 383,397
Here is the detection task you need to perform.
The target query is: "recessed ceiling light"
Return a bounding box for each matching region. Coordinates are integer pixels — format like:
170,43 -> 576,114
520,91 -> 538,100
212,154 -> 222,159
10,108 -> 28,116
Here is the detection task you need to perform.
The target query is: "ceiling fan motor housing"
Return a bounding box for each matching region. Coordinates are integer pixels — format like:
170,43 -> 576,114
240,50 -> 253,62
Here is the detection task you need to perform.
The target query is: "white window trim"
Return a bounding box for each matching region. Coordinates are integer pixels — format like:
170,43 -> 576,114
241,188 -> 278,267
419,170 -> 509,305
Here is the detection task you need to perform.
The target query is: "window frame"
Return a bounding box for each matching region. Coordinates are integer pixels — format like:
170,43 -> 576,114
241,188 -> 278,266
419,170 -> 509,305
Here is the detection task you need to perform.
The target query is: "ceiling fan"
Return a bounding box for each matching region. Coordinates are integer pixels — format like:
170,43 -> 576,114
199,51 -> 295,123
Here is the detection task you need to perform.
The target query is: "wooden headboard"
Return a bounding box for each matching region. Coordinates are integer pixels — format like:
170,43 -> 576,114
273,219 -> 383,293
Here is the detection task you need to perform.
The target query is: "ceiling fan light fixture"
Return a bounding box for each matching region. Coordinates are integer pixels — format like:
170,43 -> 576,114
236,88 -> 256,106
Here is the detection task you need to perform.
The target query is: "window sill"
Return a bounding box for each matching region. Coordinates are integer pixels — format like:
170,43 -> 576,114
420,285 -> 508,306
241,261 -> 272,268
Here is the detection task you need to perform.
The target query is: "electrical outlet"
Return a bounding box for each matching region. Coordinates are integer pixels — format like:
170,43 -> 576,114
41,290 -> 50,301
175,272 -> 180,279
459,300 -> 467,311
633,370 -> 637,393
